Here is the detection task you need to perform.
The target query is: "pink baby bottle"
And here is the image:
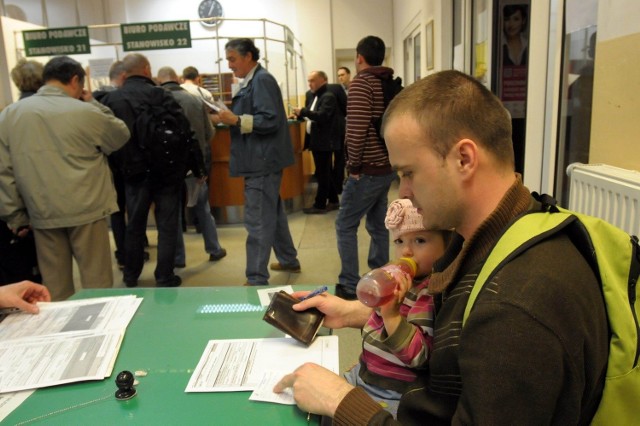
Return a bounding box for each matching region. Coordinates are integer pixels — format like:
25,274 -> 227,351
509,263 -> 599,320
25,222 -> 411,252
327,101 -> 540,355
356,257 -> 417,307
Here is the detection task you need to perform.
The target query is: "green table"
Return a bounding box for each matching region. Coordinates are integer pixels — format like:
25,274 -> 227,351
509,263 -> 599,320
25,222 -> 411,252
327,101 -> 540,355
5,287 -> 322,425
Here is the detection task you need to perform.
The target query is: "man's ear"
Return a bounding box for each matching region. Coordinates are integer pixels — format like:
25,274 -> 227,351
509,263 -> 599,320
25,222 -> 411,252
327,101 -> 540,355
453,138 -> 478,179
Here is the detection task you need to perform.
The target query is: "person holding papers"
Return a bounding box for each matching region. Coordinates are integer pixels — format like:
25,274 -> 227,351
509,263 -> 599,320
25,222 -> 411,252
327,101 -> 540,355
0,280 -> 50,314
216,38 -> 301,286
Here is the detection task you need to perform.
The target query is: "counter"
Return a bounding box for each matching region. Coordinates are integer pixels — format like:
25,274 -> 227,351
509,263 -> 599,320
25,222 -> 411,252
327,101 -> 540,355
208,121 -> 307,224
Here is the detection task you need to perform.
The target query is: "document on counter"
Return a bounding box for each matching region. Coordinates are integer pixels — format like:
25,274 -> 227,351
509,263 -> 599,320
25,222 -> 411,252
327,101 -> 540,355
256,285 -> 294,306
0,295 -> 141,341
0,295 -> 142,394
0,390 -> 34,422
185,335 -> 338,393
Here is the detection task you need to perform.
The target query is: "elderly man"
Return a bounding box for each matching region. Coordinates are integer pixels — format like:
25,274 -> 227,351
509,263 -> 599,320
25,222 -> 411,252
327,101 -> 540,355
217,38 -> 301,286
293,71 -> 344,213
0,56 -> 130,300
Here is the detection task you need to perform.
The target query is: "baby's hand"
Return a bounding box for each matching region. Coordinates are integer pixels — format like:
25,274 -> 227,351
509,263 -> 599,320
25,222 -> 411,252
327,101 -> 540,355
394,273 -> 412,304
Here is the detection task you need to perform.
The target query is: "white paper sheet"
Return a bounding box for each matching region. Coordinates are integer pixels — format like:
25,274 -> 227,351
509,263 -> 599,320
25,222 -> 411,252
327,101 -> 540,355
185,335 -> 338,393
0,295 -> 141,341
0,390 -> 34,422
256,285 -> 294,307
249,370 -> 295,405
0,295 -> 141,395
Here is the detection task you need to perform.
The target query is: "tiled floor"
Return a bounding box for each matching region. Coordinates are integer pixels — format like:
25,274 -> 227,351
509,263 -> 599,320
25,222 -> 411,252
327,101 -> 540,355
100,180 -> 399,372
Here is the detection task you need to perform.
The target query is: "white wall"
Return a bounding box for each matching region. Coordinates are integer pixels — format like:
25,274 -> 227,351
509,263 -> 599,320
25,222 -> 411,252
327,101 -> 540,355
1,0 -> 397,104
391,0 -> 447,83
0,16 -> 44,106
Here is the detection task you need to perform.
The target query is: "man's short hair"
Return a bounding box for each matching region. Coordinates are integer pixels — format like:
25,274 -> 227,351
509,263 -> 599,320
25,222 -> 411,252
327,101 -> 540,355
42,56 -> 85,85
10,58 -> 44,93
183,66 -> 199,80
384,70 -> 514,167
158,66 -> 179,82
108,60 -> 125,81
356,35 -> 386,66
122,53 -> 150,76
338,66 -> 351,75
225,38 -> 260,61
314,71 -> 328,81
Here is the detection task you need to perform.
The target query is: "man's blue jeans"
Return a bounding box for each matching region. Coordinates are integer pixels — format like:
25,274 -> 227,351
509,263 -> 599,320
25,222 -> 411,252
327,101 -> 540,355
244,171 -> 299,285
335,173 -> 395,292
175,179 -> 223,264
124,179 -> 180,284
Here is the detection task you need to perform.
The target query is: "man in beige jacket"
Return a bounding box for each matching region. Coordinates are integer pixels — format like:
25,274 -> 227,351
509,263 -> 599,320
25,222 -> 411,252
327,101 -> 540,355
0,56 -> 130,300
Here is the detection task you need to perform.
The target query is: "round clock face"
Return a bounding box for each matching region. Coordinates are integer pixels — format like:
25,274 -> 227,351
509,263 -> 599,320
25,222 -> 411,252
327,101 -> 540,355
198,0 -> 224,28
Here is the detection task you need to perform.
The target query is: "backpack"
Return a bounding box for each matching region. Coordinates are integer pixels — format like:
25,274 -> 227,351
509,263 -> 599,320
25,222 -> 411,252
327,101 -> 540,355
463,193 -> 640,425
372,75 -> 403,144
127,92 -> 192,180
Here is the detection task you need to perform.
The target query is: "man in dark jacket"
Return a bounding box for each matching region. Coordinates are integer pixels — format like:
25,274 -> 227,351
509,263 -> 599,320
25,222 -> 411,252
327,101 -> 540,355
326,83 -> 347,194
293,71 -> 344,213
274,70 -> 608,425
101,53 -> 205,288
216,38 -> 300,286
157,66 -> 227,266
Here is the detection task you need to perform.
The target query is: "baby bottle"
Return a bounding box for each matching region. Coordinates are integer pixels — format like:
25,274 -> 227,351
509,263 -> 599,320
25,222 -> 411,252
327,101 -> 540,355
356,257 -> 417,307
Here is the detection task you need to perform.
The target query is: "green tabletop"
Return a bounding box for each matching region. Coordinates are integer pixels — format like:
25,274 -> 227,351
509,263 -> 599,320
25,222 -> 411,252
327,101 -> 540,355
4,287 -> 324,425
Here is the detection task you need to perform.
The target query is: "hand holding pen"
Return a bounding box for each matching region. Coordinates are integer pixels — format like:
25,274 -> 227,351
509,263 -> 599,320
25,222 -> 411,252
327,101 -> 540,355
300,286 -> 328,301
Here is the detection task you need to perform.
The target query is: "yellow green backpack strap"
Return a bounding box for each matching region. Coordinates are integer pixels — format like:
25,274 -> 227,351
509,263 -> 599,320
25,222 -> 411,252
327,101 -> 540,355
462,211 -> 575,326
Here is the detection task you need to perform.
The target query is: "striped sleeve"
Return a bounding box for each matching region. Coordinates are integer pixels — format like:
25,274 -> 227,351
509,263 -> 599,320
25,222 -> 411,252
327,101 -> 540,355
344,74 -> 389,174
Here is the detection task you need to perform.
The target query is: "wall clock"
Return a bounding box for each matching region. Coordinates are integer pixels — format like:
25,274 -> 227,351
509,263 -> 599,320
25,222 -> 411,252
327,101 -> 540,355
198,0 -> 224,28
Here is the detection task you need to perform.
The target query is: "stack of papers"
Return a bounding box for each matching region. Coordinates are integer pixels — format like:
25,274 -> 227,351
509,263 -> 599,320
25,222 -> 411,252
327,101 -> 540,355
186,335 -> 339,405
0,295 -> 142,394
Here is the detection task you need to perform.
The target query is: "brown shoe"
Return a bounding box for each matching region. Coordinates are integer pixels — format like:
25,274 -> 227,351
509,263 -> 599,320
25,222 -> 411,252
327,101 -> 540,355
326,202 -> 340,211
269,262 -> 301,273
303,206 -> 327,214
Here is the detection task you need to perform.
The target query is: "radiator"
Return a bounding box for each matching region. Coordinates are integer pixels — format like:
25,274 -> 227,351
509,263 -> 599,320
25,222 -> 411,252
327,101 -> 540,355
567,163 -> 640,238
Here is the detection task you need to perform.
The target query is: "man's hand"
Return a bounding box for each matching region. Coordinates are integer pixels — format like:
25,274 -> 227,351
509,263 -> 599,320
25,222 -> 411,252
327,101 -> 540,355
80,89 -> 93,102
289,291 -> 371,329
273,363 -> 354,416
10,225 -> 31,239
209,113 -> 222,125
0,281 -> 51,314
217,110 -> 239,126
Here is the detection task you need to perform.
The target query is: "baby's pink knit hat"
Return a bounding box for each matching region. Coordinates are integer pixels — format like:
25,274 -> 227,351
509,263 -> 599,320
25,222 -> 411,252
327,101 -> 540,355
384,199 -> 425,240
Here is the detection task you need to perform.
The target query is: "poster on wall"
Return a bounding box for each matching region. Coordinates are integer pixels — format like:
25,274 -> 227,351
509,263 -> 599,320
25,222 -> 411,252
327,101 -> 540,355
496,0 -> 530,119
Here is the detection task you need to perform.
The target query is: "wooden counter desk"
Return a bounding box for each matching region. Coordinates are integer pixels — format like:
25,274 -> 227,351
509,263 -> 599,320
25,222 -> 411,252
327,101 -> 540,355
208,121 -> 307,224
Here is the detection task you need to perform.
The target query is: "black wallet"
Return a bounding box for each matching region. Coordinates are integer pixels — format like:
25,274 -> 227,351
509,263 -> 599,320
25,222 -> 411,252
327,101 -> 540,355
263,291 -> 325,346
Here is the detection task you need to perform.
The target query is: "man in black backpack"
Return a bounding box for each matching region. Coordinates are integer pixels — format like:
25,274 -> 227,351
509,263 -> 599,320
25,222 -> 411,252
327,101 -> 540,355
334,35 -> 398,300
101,53 -> 206,288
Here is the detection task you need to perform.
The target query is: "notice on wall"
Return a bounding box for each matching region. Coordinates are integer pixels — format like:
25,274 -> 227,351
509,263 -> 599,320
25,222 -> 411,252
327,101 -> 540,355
121,20 -> 192,52
22,26 -> 91,57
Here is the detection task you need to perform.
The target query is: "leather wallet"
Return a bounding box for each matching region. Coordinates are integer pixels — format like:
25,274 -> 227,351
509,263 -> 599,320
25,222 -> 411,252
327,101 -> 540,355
263,291 -> 325,346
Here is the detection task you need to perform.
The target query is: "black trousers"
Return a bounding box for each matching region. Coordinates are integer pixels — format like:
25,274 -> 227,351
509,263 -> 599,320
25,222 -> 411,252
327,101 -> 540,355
312,150 -> 340,208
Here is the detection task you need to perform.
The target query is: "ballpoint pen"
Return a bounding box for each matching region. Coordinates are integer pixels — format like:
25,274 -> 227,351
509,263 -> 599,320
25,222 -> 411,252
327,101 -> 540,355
0,307 -> 21,319
300,286 -> 328,301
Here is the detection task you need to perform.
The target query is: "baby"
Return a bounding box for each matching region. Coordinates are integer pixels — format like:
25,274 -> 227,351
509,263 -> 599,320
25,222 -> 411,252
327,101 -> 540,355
344,198 -> 452,417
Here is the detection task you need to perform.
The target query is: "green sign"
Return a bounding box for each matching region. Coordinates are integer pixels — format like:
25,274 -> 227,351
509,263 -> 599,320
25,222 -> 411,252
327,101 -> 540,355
121,21 -> 191,52
23,26 -> 91,57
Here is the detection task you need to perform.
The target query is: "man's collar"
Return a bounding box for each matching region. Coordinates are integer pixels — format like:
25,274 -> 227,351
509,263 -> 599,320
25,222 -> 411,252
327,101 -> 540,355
239,63 -> 260,89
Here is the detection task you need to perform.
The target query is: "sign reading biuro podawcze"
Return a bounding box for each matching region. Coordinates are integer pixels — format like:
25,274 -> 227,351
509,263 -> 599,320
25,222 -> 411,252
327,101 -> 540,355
23,26 -> 91,57
121,21 -> 191,52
